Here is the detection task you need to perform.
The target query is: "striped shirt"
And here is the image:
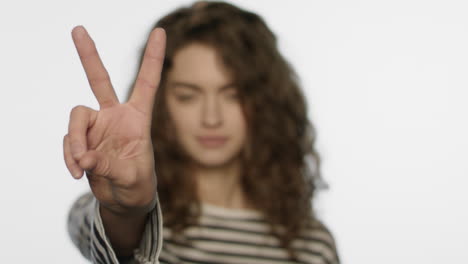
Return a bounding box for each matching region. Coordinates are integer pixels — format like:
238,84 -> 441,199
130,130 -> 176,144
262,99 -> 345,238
68,192 -> 339,264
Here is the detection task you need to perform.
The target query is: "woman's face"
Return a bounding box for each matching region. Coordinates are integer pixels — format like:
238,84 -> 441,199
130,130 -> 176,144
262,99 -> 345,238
165,42 -> 247,168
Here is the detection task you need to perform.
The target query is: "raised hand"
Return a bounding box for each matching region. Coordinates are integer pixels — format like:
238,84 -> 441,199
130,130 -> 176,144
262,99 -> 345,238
63,26 -> 166,216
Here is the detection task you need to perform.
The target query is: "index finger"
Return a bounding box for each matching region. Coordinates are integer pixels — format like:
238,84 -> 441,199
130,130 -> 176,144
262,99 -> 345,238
72,26 -> 119,109
129,28 -> 166,115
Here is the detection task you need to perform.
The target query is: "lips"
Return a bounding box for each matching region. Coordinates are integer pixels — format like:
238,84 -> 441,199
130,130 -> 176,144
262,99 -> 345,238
197,136 -> 228,148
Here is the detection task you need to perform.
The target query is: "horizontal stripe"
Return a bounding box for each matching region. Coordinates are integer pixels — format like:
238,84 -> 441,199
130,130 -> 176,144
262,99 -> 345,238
163,241 -> 300,264
164,238 -> 331,263
68,191 -> 339,264
163,224 -> 335,250
173,235 -> 336,261
161,211 -> 338,264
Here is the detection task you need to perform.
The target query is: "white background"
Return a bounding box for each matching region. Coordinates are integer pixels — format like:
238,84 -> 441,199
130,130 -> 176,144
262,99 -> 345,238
0,0 -> 467,263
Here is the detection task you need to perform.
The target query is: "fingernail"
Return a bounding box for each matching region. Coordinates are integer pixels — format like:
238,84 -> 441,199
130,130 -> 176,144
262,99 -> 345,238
72,26 -> 86,39
73,171 -> 82,179
71,142 -> 84,159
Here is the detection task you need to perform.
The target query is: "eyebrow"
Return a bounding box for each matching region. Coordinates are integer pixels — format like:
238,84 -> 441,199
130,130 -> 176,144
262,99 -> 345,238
168,81 -> 236,92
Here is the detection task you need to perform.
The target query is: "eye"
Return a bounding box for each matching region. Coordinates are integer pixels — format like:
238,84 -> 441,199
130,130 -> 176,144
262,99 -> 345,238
224,89 -> 239,100
175,94 -> 195,102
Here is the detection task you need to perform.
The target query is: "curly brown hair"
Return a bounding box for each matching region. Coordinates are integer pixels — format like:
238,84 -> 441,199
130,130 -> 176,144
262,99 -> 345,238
128,1 -> 324,260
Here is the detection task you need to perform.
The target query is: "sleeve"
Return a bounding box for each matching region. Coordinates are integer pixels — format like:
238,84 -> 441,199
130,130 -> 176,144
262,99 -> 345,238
298,218 -> 341,264
313,220 -> 341,264
67,191 -> 164,264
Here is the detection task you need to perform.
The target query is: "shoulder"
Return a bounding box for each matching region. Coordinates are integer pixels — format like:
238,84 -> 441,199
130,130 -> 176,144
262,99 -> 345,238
297,218 -> 340,264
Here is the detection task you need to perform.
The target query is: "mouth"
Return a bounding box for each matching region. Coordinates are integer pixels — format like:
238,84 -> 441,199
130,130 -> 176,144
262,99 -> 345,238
196,136 -> 228,148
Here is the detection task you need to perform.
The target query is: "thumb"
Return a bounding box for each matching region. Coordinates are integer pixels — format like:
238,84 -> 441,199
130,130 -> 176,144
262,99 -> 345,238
79,150 -> 114,179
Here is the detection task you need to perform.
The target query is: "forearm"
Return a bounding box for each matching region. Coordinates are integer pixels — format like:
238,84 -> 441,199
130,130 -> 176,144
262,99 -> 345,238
99,204 -> 149,257
68,192 -> 163,263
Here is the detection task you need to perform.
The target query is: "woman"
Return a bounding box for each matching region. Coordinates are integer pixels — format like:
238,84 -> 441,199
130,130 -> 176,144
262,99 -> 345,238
65,1 -> 340,264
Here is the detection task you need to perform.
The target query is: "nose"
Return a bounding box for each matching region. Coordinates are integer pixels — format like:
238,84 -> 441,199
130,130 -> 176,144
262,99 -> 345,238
201,94 -> 222,128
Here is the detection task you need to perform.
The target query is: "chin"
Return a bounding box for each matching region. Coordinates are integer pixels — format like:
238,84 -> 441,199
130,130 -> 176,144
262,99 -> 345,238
191,151 -> 240,168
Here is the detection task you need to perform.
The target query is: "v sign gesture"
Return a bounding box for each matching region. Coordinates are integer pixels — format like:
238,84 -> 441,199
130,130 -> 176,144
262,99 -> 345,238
63,26 -> 166,256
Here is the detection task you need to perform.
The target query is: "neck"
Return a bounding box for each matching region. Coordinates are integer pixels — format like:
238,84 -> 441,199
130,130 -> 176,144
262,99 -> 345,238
192,159 -> 251,209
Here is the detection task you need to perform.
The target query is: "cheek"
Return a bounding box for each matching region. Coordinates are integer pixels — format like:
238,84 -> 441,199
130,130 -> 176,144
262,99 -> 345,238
167,102 -> 199,140
226,106 -> 247,138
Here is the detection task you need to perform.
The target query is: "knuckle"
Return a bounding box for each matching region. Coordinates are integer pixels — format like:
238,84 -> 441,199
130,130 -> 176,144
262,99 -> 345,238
70,105 -> 87,115
135,77 -> 157,91
145,52 -> 164,65
88,75 -> 111,89
67,131 -> 82,145
68,105 -> 91,134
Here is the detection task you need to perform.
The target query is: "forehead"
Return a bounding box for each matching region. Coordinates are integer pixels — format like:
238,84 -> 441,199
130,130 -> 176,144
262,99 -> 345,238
167,42 -> 234,89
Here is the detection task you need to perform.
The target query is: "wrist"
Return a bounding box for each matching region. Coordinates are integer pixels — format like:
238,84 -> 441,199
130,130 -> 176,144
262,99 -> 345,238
99,198 -> 155,219
98,203 -> 149,257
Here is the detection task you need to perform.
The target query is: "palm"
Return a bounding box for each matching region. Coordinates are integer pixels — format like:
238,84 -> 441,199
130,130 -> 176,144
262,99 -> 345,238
86,104 -> 153,210
87,104 -> 149,171
64,26 -> 166,214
